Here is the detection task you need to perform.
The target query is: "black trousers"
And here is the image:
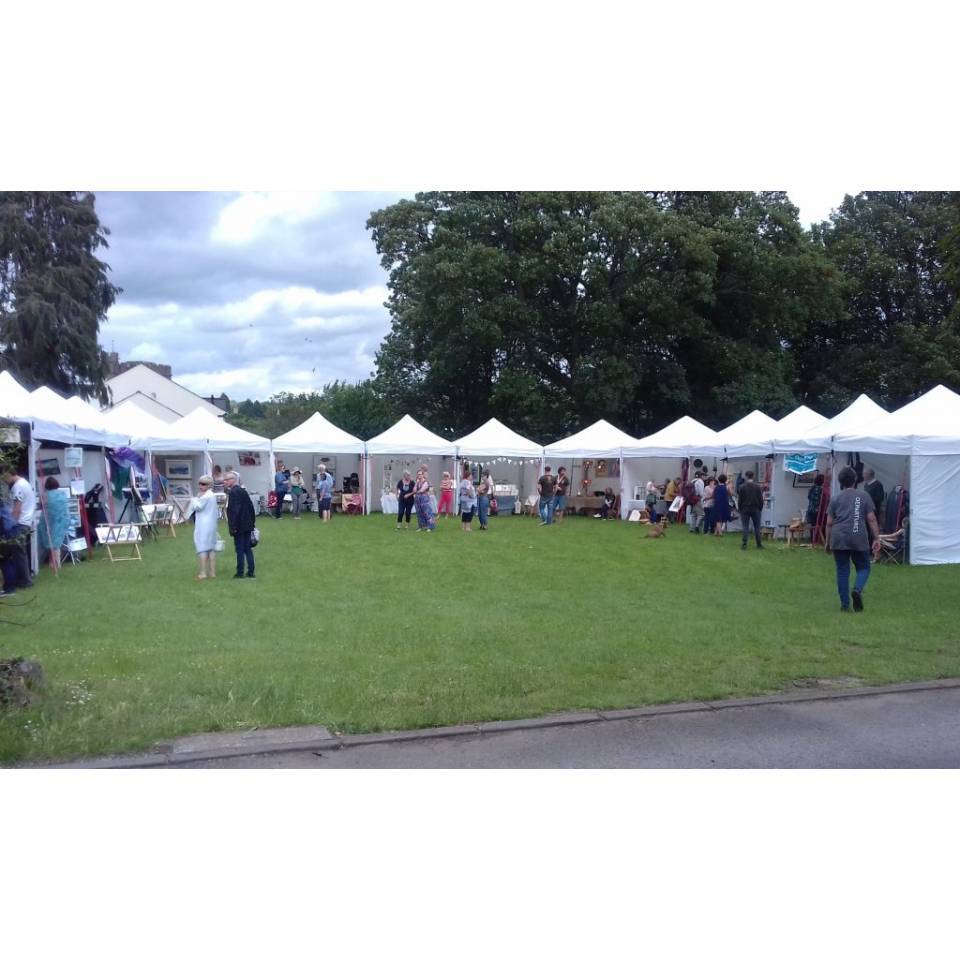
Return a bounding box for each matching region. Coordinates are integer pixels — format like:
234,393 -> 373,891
741,509 -> 762,546
233,531 -> 255,574
397,496 -> 413,524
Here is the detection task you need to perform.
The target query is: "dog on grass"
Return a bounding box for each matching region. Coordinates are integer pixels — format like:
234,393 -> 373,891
645,520 -> 667,538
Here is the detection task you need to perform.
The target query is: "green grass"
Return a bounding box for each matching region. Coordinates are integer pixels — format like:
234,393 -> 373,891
2,513 -> 959,764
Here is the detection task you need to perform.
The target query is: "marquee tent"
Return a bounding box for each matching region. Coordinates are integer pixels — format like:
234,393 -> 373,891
832,385 -> 960,565
273,412 -> 366,513
714,410 -> 779,459
454,418 -> 544,513
29,385 -> 128,448
131,407 -> 273,503
272,412 -> 365,454
365,415 -> 457,513
621,416 -> 720,459
772,394 -> 887,453
543,419 -> 636,459
621,416 -> 723,519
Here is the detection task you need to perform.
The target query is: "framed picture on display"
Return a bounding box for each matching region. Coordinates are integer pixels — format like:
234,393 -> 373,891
38,457 -> 61,476
166,460 -> 192,479
168,481 -> 193,497
792,472 -> 818,488
238,451 -> 261,466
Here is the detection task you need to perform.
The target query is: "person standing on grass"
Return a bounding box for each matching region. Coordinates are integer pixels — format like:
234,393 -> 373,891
289,468 -> 307,519
701,476 -> 716,534
538,465 -> 556,525
477,469 -> 493,530
273,459 -> 289,519
683,471 -> 704,533
738,470 -> 764,550
553,466 -> 570,523
414,468 -> 435,532
316,465 -> 334,522
1,466 -> 35,596
713,473 -> 731,536
645,481 -> 660,523
224,470 -> 257,578
396,470 -> 415,529
189,474 -> 219,580
826,465 -> 881,613
459,466 -> 477,532
437,471 -> 455,519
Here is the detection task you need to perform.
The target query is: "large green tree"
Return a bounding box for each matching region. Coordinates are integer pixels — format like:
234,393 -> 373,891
797,191 -> 960,412
0,192 -> 120,402
368,191 -> 842,438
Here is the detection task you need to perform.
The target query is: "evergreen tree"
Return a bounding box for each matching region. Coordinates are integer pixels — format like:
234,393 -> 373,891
0,191 -> 120,401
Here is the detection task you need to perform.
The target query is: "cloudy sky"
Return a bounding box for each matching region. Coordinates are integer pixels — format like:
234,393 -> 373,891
96,189 -> 846,402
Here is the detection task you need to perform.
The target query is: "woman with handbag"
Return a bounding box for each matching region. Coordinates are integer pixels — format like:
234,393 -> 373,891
189,474 -> 220,579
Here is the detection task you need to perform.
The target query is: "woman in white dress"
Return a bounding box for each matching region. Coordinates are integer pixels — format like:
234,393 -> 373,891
189,474 -> 219,579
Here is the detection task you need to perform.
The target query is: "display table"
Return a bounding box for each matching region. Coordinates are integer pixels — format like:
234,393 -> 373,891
565,495 -> 605,515
381,492 -> 436,515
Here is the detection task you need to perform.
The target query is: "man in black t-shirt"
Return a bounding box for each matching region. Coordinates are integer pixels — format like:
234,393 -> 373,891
826,466 -> 881,612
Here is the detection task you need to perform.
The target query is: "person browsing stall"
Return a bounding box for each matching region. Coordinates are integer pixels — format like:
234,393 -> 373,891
316,465 -> 334,523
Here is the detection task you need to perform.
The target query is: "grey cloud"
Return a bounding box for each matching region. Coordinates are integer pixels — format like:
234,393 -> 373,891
95,191 -> 409,398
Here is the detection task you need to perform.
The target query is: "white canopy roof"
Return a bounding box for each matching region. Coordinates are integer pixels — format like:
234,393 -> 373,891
543,419 -> 637,458
133,407 -> 271,452
365,414 -> 456,456
773,394 -> 888,453
29,385 -> 128,447
622,415 -> 721,458
272,412 -> 365,454
100,403 -> 176,443
454,418 -> 542,458
833,385 -> 960,455
716,410 -> 780,459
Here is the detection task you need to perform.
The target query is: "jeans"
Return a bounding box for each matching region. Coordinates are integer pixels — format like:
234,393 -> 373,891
833,549 -> 870,608
703,506 -> 715,533
291,491 -> 303,517
233,530 -> 255,575
687,502 -> 703,530
539,496 -> 556,524
273,491 -> 285,518
478,495 -> 490,527
741,510 -> 762,546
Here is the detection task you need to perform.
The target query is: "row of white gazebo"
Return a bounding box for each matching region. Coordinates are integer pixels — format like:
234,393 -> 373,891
3,367 -> 960,564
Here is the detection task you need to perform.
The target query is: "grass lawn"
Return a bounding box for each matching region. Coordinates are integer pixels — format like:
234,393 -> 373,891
2,511 -> 959,764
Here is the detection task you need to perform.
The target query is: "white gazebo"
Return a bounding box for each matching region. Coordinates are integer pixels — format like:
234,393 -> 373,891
272,412 -> 366,512
365,415 -> 457,513
621,416 -> 722,518
453,418 -> 543,513
132,407 -> 272,506
543,419 -> 638,511
833,384 -> 960,565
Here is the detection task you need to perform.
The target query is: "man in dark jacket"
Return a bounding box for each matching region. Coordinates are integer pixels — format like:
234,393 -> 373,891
737,470 -> 765,550
224,471 -> 257,579
863,468 -> 885,522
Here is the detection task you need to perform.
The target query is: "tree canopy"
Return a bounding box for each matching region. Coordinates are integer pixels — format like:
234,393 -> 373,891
0,192 -> 119,402
364,190 -> 959,440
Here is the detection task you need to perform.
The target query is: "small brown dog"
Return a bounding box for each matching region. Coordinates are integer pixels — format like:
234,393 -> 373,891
645,520 -> 667,538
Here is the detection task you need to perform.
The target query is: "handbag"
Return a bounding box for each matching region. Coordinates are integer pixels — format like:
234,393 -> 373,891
250,527 -> 260,547
214,537 -> 225,552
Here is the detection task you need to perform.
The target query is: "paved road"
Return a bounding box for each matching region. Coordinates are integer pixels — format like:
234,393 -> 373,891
178,686 -> 960,768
